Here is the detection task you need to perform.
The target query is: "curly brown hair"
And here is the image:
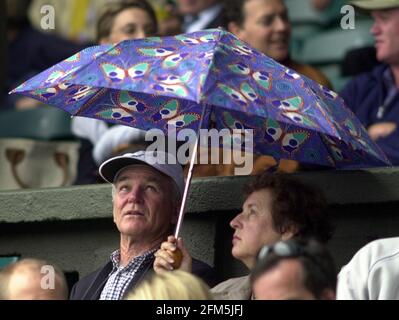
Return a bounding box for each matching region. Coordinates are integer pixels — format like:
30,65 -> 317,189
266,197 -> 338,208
244,172 -> 333,243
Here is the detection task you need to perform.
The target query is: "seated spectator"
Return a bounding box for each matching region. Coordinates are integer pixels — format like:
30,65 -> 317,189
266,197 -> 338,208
71,0 -> 158,185
251,238 -> 336,300
126,270 -> 213,299
340,1 -> 399,166
219,0 -> 332,175
70,151 -> 218,300
337,237 -> 399,300
150,0 -> 183,36
341,46 -> 379,77
3,0 -> 85,111
223,0 -> 332,89
154,172 -> 333,299
0,258 -> 68,300
28,0 -> 108,44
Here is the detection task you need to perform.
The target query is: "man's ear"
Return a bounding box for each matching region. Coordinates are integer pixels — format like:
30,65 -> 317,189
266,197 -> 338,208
112,207 -> 117,224
281,225 -> 298,240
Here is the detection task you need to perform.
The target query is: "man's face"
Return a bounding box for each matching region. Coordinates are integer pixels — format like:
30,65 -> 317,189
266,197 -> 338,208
177,0 -> 218,15
371,8 -> 399,66
230,189 -> 286,268
252,259 -> 316,300
102,7 -> 157,44
229,0 -> 291,62
113,165 -> 177,243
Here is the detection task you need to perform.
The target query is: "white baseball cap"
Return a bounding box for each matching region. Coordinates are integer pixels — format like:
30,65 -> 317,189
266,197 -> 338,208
99,150 -> 185,197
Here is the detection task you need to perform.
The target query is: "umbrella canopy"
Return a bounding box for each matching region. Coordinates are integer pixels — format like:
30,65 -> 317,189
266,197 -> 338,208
11,28 -> 390,169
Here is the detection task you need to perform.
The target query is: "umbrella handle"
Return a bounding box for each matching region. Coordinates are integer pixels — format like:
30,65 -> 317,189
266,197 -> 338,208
173,104 -> 208,240
170,248 -> 183,269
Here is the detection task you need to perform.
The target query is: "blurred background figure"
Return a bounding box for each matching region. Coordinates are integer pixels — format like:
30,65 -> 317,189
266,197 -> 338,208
71,0 -> 158,185
220,0 -> 331,174
337,237 -> 399,300
3,0 -> 85,111
0,258 -> 68,300
151,0 -> 182,35
28,0 -> 108,44
224,0 -> 331,88
29,0 -> 182,40
177,0 -> 224,33
340,0 -> 399,166
251,238 -> 337,300
126,270 -> 213,299
95,0 -> 158,44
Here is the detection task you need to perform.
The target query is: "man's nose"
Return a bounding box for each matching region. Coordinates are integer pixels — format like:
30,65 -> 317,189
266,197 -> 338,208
370,20 -> 380,36
273,16 -> 289,32
127,186 -> 143,203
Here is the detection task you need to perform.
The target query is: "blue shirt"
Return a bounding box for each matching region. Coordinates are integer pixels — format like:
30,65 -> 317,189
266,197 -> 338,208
340,64 -> 399,165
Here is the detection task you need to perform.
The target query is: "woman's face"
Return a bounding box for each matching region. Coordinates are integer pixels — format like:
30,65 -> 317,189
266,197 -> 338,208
230,189 -> 292,269
103,7 -> 157,44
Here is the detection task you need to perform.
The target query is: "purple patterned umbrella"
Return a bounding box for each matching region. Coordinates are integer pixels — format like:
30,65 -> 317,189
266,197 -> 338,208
10,28 -> 391,236
10,28 -> 389,169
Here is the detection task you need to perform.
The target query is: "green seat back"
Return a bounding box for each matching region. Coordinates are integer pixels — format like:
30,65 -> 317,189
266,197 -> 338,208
0,107 -> 74,141
0,255 -> 20,269
300,20 -> 374,65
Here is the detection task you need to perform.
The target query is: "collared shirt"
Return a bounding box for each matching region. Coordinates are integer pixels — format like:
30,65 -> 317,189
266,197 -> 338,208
99,248 -> 156,300
183,4 -> 222,33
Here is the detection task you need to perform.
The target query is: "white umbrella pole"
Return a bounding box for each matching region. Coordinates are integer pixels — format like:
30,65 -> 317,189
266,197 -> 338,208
174,104 -> 207,239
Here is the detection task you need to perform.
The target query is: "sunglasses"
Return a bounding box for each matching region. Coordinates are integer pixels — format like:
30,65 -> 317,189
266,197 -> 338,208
256,239 -> 333,281
257,240 -> 307,261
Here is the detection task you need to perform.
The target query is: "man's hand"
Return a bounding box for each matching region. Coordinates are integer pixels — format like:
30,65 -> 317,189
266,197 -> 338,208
367,122 -> 397,141
154,236 -> 192,273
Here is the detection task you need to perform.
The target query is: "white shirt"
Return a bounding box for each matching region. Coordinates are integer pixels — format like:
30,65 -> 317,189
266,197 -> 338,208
337,237 -> 399,300
93,125 -> 146,165
71,117 -> 108,145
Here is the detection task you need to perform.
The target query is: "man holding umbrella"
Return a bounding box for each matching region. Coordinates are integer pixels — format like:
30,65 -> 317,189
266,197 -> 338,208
70,150 -> 217,300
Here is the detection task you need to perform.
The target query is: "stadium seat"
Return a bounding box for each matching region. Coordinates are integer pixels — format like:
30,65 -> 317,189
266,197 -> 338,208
0,255 -> 20,269
0,107 -> 79,190
299,20 -> 374,65
0,107 -> 75,141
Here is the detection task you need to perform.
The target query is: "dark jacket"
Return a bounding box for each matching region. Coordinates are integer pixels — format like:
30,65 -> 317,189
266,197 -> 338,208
70,256 -> 218,300
340,64 -> 399,165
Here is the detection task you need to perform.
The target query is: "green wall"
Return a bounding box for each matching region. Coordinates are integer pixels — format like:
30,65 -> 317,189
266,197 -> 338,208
1,169 -> 399,282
